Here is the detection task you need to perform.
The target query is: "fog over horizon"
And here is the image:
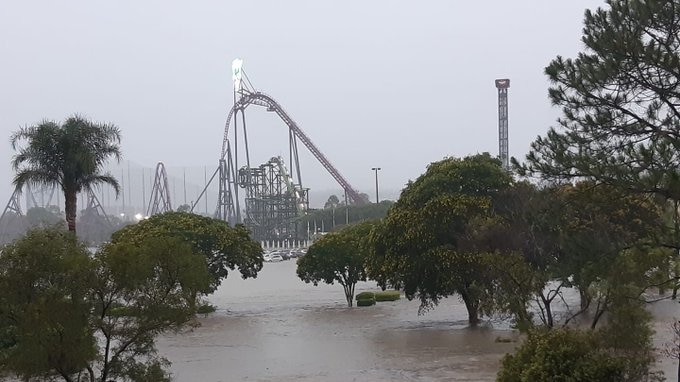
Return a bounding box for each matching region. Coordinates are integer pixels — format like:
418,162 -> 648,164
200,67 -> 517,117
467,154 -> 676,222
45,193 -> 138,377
1,1 -> 605,213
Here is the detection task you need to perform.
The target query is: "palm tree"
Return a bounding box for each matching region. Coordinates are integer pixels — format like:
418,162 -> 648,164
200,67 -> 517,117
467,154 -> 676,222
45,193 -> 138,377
11,115 -> 122,233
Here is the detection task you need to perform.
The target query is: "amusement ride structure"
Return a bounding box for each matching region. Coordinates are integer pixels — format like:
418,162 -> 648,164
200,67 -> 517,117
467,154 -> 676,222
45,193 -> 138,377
189,59 -> 365,242
147,162 -> 173,216
0,62 -> 513,245
495,78 -> 510,170
0,60 -> 366,244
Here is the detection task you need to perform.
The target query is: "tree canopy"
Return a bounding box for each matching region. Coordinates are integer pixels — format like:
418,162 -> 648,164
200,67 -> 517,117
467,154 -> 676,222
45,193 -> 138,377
297,221 -> 375,307
0,228 -> 213,382
111,212 -> 263,291
0,229 -> 96,380
26,206 -> 64,228
495,1 -> 678,378
10,115 -> 122,232
371,153 -> 513,324
518,0 -> 680,201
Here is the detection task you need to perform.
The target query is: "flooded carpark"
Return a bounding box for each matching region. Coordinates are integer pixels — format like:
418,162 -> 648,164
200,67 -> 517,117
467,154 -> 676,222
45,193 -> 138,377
157,260 -> 679,381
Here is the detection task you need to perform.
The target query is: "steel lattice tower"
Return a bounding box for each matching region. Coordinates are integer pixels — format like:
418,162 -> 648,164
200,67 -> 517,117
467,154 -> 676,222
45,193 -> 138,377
495,79 -> 510,170
0,188 -> 28,244
147,162 -> 173,216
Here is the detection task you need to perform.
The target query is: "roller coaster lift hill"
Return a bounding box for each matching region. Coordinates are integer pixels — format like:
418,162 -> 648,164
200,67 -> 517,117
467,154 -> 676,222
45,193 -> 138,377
191,59 -> 366,242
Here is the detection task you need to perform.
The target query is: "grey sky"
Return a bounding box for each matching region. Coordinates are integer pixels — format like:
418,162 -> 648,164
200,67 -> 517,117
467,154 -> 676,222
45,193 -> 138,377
0,0 -> 605,209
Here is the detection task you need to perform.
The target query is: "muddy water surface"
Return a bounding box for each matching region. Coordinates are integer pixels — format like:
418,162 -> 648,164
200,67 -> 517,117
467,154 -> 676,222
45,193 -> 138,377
157,260 -> 679,381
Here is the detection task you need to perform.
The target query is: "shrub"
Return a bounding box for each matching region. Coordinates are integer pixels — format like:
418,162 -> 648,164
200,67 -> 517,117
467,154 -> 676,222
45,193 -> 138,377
497,328 -> 643,382
357,298 -> 376,307
355,291 -> 375,300
374,291 -> 400,301
197,304 -> 216,314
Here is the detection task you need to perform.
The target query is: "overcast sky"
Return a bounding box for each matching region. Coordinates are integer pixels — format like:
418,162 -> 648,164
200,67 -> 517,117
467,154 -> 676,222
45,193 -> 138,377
0,0 -> 605,209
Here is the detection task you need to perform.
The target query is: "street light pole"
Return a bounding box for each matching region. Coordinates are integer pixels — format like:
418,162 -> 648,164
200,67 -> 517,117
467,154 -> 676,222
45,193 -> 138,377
371,167 -> 381,204
344,189 -> 349,225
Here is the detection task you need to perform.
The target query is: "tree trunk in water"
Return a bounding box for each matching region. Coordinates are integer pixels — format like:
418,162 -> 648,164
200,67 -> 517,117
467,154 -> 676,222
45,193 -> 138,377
65,190 -> 77,233
540,294 -> 554,328
343,284 -> 354,307
460,291 -> 479,326
579,288 -> 590,311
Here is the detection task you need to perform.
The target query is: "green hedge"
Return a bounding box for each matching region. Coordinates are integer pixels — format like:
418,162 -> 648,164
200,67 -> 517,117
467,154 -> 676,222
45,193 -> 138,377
375,291 -> 401,301
355,291 -> 375,300
356,298 -> 376,307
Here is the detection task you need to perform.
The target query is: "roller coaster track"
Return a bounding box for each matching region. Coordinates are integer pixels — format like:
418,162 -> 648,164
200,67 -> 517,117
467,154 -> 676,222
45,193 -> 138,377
147,162 -> 172,216
220,90 -> 365,205
270,156 -> 307,214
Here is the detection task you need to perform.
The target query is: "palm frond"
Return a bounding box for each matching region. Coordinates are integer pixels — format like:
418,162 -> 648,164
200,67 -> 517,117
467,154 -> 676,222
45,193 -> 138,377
82,173 -> 120,196
13,169 -> 62,191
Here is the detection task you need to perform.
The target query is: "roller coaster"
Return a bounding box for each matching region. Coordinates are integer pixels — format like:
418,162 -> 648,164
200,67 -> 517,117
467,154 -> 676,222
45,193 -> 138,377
192,60 -> 365,242
0,60 -> 365,244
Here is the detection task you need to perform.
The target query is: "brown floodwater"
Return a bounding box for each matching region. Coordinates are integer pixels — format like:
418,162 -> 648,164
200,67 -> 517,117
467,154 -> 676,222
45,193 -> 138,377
156,260 -> 679,381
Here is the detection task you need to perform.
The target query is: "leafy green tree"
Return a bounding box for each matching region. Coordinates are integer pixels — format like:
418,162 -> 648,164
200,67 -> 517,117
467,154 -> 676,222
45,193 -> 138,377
597,296 -> 660,380
300,200 -> 394,233
111,212 -> 263,291
494,182 -> 671,329
0,211 -> 29,245
297,222 -> 375,307
372,153 -> 513,325
26,206 -> 64,227
0,229 -> 96,381
519,0 -> 680,196
324,195 -> 340,209
663,320 -> 680,382
10,115 -> 122,233
489,182 -> 564,328
90,237 -> 211,382
176,204 -> 191,213
517,0 -> 680,301
555,183 -> 669,325
0,228 -> 214,382
77,210 -> 128,246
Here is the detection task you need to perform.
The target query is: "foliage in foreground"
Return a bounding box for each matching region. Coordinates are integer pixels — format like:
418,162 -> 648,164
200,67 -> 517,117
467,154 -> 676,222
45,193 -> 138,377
297,221 -> 375,307
0,228 -> 213,382
497,325 -> 663,382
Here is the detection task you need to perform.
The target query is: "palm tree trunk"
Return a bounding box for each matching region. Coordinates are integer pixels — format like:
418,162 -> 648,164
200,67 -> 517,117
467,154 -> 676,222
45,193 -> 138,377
65,190 -> 77,233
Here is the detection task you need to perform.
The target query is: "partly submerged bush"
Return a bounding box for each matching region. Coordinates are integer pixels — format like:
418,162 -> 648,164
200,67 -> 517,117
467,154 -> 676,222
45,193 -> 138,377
497,327 -> 662,382
356,298 -> 376,307
355,291 -> 375,300
197,304 -> 216,314
375,291 -> 400,301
